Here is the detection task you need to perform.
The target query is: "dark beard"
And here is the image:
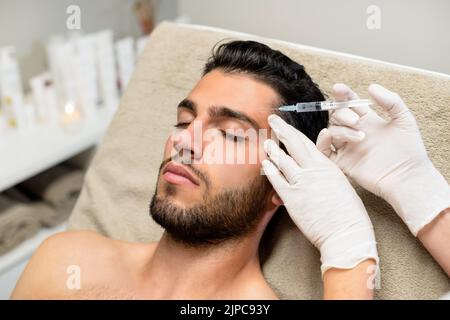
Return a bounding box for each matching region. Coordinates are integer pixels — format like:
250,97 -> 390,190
149,174 -> 272,247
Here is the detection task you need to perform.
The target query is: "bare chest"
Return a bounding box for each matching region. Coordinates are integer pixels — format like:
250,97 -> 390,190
58,284 -> 141,300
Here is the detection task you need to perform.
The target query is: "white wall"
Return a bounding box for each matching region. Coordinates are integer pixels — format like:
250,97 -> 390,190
178,0 -> 450,75
3,0 -> 447,83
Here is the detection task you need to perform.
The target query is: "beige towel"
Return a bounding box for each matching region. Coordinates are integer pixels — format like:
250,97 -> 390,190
64,147 -> 97,171
68,22 -> 450,299
0,195 -> 48,255
19,165 -> 84,225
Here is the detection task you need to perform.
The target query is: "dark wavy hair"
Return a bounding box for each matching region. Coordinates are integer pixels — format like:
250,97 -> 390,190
203,40 -> 329,142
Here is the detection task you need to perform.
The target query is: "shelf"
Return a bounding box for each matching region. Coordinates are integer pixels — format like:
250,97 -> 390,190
0,105 -> 116,294
0,222 -> 67,275
0,222 -> 67,299
0,106 -> 115,192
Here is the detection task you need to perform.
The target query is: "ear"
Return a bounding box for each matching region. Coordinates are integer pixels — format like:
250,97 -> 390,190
271,190 -> 283,206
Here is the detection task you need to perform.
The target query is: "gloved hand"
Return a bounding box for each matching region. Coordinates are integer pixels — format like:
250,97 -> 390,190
262,114 -> 378,275
317,83 -> 450,236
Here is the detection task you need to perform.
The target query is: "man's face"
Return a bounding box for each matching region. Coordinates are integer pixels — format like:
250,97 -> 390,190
150,70 -> 280,245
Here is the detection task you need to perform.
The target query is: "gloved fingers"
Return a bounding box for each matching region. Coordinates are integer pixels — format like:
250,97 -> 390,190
261,159 -> 289,190
264,139 -> 303,184
316,128 -> 334,159
368,84 -> 414,121
332,83 -> 369,117
268,114 -> 325,168
329,107 -> 360,127
327,125 -> 365,148
333,83 -> 359,101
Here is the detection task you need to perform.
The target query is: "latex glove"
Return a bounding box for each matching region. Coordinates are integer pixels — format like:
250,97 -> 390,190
317,84 -> 450,236
262,114 -> 378,275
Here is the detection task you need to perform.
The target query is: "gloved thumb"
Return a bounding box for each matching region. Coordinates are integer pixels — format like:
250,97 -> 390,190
368,84 -> 413,121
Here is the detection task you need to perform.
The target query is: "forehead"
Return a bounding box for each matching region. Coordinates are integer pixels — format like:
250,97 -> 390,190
186,70 -> 280,128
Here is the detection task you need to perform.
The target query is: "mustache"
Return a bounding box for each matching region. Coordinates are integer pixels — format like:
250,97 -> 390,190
159,157 -> 211,188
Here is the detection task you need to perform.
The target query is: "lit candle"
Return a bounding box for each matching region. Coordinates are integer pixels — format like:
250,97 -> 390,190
62,101 -> 82,124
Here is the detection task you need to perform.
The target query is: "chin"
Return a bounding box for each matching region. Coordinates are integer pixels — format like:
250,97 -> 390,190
159,182 -> 203,205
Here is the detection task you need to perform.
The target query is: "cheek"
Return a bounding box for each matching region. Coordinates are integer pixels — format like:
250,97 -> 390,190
208,163 -> 261,189
202,134 -> 268,166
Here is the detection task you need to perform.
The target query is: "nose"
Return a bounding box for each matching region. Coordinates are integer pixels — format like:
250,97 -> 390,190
171,120 -> 203,163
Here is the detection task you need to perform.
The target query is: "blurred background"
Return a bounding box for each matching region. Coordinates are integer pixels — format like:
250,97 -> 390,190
0,0 -> 178,90
2,0 -> 449,86
0,0 -> 448,299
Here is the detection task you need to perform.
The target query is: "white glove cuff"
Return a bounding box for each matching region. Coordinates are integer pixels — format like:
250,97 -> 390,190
319,225 -> 379,277
384,162 -> 450,236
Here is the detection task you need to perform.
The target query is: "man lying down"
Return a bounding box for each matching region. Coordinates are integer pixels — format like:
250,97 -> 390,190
11,40 -> 376,299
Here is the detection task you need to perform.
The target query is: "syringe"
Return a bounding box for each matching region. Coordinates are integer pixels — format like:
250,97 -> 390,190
278,99 -> 372,113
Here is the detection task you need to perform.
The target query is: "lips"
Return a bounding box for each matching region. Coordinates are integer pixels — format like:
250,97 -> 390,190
162,162 -> 200,186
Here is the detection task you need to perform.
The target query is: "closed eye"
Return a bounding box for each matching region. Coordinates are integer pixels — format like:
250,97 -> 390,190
174,123 -> 245,143
219,129 -> 245,143
174,122 -> 190,128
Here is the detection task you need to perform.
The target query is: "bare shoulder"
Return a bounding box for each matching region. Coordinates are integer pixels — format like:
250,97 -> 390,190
36,230 -> 113,253
28,230 -> 117,264
10,230 -> 122,299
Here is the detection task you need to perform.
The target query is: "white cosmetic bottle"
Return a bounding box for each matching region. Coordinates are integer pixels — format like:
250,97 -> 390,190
115,37 -> 135,94
95,30 -> 119,110
0,47 -> 25,133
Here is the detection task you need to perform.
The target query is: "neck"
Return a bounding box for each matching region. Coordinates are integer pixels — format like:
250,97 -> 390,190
141,230 -> 264,299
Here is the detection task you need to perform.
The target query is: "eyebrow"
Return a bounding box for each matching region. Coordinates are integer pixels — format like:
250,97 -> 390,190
177,98 -> 260,129
177,98 -> 197,115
